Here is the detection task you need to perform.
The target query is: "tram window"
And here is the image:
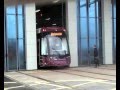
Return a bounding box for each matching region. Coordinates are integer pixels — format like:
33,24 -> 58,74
41,38 -> 48,55
62,38 -> 68,54
48,35 -> 69,55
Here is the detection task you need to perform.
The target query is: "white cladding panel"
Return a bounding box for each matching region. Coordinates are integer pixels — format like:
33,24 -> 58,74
102,0 -> 113,64
24,3 -> 37,70
66,0 -> 78,67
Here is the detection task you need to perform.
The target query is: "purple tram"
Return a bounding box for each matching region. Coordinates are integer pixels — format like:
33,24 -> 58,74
37,27 -> 71,68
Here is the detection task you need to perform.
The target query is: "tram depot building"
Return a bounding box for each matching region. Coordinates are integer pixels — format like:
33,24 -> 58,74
4,0 -> 116,71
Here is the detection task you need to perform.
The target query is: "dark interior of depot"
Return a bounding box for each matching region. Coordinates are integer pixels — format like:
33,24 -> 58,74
36,3 -> 66,29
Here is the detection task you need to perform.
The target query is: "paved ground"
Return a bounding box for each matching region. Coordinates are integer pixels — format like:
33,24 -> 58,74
4,65 -> 116,90
4,76 -> 34,90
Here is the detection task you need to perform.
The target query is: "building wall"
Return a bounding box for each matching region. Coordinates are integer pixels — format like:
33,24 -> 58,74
101,0 -> 113,64
23,0 -> 114,70
24,3 -> 37,70
66,0 -> 78,67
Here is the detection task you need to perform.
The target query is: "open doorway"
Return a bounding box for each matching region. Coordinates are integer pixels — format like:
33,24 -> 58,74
35,1 -> 67,68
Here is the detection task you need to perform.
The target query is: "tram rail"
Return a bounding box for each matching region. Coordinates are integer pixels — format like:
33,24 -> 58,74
51,69 -> 116,81
18,67 -> 116,82
67,68 -> 115,76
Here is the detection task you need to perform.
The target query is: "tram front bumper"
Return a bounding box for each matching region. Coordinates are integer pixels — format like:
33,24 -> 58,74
43,60 -> 69,67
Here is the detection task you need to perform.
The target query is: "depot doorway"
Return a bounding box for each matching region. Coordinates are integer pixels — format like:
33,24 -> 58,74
36,1 -> 66,68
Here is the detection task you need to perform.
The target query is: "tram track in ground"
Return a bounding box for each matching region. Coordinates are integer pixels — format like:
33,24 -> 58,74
8,71 -> 116,90
18,67 -> 115,82
96,67 -> 116,70
74,65 -> 116,70
66,68 -> 116,76
17,71 -> 75,89
49,68 -> 116,82
14,68 -> 116,90
41,67 -> 115,77
75,66 -> 116,70
5,69 -> 116,90
37,66 -> 116,81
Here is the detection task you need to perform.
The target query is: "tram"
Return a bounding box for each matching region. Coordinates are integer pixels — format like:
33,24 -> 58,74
37,27 -> 71,67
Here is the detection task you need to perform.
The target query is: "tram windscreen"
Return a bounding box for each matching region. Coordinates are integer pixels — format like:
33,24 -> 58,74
41,32 -> 70,56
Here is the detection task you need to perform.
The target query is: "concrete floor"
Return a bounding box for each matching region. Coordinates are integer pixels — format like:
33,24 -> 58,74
4,65 -> 116,90
4,77 -> 34,90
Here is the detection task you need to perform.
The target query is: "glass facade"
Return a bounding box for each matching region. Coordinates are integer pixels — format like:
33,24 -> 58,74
4,5 -> 26,71
112,0 -> 116,64
77,0 -> 103,66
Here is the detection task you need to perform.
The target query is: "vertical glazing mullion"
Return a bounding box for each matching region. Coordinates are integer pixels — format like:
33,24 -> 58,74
95,0 -> 98,47
22,5 -> 26,70
78,0 -> 82,66
4,9 -> 6,71
4,7 -> 6,71
5,8 -> 9,71
112,0 -> 115,63
98,0 -> 103,64
112,0 -> 113,63
79,0 -> 82,65
87,0 -> 90,65
16,5 -> 19,71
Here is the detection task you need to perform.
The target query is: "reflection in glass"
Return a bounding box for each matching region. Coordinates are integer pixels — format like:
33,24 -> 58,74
90,0 -> 95,3
96,1 -> 99,17
18,39 -> 26,69
5,5 -> 25,71
97,18 -> 99,38
8,39 -> 17,70
18,15 -> 23,38
80,18 -> 87,38
80,6 -> 87,17
7,15 -> 16,39
113,0 -> 116,64
89,3 -> 95,17
80,0 -> 86,6
113,19 -> 116,63
98,39 -> 103,64
81,39 -> 88,65
6,6 -> 16,14
89,39 -> 96,64
78,0 -> 102,66
41,38 -> 48,55
114,19 -> 116,37
89,18 -> 96,38
17,5 -> 22,14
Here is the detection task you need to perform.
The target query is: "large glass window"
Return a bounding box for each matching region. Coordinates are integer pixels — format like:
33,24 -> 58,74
5,5 -> 25,71
80,18 -> 87,38
7,15 -> 17,39
6,6 -> 16,14
77,0 -> 102,66
8,39 -> 17,70
18,15 -> 24,38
